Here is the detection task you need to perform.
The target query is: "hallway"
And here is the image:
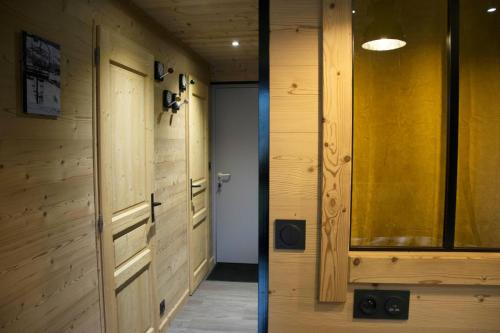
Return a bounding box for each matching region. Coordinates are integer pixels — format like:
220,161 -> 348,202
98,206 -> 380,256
167,281 -> 257,333
1,0 -> 500,332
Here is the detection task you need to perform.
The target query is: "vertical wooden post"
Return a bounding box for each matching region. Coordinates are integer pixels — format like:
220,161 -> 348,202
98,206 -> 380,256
319,0 -> 353,303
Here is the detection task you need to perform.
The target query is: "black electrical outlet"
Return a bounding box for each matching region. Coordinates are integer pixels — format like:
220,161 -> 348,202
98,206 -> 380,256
275,220 -> 306,250
354,290 -> 410,320
159,299 -> 166,317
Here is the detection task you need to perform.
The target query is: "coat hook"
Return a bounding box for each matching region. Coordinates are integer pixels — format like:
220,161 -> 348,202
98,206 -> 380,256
159,67 -> 174,80
163,90 -> 189,113
154,61 -> 174,82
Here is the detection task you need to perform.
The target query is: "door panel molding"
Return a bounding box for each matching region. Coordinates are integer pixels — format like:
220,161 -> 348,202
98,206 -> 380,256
96,25 -> 158,333
187,75 -> 212,294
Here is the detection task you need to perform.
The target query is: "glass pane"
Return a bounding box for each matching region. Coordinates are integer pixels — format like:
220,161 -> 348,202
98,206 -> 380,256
351,0 -> 448,248
455,0 -> 500,248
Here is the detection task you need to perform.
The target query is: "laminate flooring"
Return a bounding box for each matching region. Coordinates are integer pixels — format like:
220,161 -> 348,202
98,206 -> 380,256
166,280 -> 258,333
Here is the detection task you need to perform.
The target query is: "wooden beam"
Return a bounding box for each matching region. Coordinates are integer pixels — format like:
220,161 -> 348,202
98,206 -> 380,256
319,0 -> 352,303
350,251 -> 500,286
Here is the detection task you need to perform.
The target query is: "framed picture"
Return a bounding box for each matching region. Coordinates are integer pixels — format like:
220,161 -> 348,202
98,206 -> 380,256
22,31 -> 61,116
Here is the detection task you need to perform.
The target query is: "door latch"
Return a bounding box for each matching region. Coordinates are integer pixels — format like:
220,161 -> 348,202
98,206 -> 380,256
151,193 -> 162,222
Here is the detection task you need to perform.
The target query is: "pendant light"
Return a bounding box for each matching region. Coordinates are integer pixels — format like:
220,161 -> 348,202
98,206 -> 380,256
361,0 -> 406,51
486,0 -> 497,13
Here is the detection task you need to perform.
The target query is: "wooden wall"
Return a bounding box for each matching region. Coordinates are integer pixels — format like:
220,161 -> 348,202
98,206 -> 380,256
131,0 -> 259,82
0,0 -> 209,332
268,0 -> 500,332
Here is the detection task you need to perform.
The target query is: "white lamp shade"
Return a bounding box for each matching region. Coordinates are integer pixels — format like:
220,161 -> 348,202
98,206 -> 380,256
362,38 -> 407,51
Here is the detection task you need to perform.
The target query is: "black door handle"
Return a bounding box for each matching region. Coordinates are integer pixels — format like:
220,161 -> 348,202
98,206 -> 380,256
190,179 -> 202,198
151,193 -> 162,222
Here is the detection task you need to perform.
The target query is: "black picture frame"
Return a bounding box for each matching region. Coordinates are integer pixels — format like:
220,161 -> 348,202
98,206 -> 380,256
22,31 -> 61,117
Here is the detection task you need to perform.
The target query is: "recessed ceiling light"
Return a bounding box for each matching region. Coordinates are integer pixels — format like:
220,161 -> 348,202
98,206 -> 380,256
352,10 -> 356,14
487,7 -> 496,13
232,40 -> 240,47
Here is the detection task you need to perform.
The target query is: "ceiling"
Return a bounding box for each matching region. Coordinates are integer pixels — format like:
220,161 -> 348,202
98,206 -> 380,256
133,0 -> 259,82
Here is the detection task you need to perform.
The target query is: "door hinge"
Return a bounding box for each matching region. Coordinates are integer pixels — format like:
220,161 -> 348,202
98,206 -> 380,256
97,213 -> 103,233
94,47 -> 100,66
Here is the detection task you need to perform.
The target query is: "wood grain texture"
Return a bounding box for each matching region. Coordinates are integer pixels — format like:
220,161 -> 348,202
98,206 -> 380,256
0,1 -> 99,332
319,0 -> 352,302
187,77 -> 211,294
350,252 -> 500,286
132,0 -> 258,81
270,281 -> 500,333
269,0 -> 500,332
0,0 -> 209,332
97,25 -> 157,333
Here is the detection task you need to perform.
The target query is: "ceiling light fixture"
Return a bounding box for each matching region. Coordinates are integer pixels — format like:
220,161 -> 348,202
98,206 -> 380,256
362,38 -> 406,51
232,40 -> 240,47
487,7 -> 497,13
361,0 -> 406,52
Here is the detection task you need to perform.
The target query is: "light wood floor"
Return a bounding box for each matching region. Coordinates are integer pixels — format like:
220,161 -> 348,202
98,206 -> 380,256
166,280 -> 258,333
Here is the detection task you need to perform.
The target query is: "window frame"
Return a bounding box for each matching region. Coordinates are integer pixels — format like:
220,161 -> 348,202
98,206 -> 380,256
319,0 -> 500,304
349,0 -> 500,253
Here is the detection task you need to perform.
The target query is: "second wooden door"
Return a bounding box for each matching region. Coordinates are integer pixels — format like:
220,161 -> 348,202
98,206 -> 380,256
187,77 -> 211,293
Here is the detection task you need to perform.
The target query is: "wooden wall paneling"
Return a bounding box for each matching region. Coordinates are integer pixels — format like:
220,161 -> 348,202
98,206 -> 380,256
269,284 -> 500,333
0,1 -> 100,332
319,0 -> 352,302
0,0 -> 209,332
269,0 -> 500,332
268,0 -> 321,329
132,0 -> 259,82
349,252 -> 500,286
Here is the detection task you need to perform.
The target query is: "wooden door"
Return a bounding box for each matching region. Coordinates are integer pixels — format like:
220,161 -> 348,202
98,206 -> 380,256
187,77 -> 210,293
96,26 -> 157,333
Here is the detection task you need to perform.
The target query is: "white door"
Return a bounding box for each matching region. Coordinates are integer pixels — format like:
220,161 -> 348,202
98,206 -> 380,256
213,85 -> 259,264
